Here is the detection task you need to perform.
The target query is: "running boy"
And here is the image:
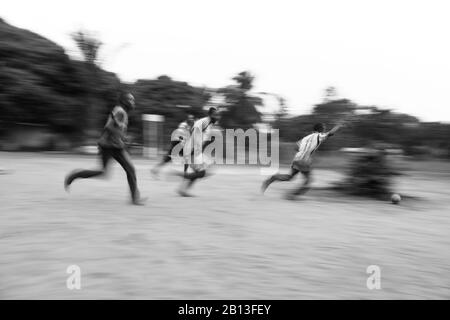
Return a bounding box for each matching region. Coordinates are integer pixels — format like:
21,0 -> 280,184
261,122 -> 344,200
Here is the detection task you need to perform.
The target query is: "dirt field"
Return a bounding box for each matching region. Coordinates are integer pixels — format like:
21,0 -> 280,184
1,151 -> 449,299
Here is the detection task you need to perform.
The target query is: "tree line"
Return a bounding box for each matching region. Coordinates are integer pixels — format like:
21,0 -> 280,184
0,18 -> 448,158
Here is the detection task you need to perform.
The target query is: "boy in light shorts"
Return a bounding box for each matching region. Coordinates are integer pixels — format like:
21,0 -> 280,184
177,107 -> 219,197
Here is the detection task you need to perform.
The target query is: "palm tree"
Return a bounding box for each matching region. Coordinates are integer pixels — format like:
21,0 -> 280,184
219,71 -> 263,129
71,30 -> 102,144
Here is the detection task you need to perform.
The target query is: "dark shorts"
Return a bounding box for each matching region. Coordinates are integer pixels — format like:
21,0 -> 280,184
291,159 -> 311,173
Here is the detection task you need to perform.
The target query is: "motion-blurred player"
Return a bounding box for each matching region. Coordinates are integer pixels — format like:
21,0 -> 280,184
177,107 -> 219,197
64,92 -> 146,205
261,122 -> 344,200
150,114 -> 195,177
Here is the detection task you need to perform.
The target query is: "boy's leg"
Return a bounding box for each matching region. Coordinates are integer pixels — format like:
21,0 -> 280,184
261,167 -> 299,193
162,141 -> 178,164
287,171 -> 312,198
178,169 -> 206,197
180,143 -> 189,173
151,141 -> 180,175
186,169 -> 206,188
64,147 -> 111,190
113,148 -> 144,204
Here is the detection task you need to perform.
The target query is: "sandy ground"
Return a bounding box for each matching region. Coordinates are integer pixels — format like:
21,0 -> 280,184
0,151 -> 449,299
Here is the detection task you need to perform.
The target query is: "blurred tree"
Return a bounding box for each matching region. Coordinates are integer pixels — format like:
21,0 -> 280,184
1,17 -> 449,156
324,86 -> 338,102
276,89 -> 356,147
257,92 -> 288,129
0,19 -> 121,149
232,71 -> 254,90
0,18 -> 87,135
312,98 -> 356,116
71,30 -> 102,65
132,75 -> 211,142
273,87 -> 450,158
71,29 -> 103,143
218,71 -> 263,129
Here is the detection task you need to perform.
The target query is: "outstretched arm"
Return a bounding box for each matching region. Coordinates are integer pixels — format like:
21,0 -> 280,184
327,120 -> 345,137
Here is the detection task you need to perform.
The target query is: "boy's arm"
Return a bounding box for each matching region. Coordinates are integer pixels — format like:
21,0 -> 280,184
110,109 -> 127,130
104,111 -> 127,139
326,120 -> 345,137
295,140 -> 302,150
104,119 -> 124,138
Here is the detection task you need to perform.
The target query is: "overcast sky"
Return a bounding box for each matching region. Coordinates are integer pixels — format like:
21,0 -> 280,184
3,0 -> 450,122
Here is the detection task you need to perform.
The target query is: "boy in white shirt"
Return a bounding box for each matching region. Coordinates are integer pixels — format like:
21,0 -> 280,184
261,122 -> 344,200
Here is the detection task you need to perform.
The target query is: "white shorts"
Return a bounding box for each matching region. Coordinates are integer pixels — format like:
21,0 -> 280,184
188,153 -> 213,172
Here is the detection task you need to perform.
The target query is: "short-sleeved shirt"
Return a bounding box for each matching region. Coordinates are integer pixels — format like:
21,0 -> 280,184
192,117 -> 213,132
184,116 -> 214,170
188,116 -> 213,151
98,106 -> 128,149
293,132 -> 328,164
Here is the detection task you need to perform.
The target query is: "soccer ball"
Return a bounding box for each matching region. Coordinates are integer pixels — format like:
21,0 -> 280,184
391,193 -> 401,204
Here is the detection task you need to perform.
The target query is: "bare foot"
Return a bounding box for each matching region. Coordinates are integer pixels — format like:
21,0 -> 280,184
284,193 -> 297,201
132,197 -> 148,205
177,189 -> 194,197
261,180 -> 270,194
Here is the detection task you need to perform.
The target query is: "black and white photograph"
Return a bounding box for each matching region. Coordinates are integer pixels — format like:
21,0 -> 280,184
1,0 -> 449,304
